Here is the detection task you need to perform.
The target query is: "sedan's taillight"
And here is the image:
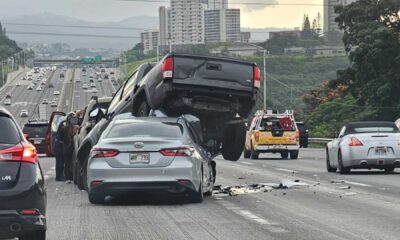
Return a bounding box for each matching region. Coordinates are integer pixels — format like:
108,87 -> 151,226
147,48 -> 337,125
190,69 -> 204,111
253,66 -> 261,88
0,143 -> 37,164
91,149 -> 120,158
162,56 -> 174,80
160,147 -> 193,157
349,137 -> 363,147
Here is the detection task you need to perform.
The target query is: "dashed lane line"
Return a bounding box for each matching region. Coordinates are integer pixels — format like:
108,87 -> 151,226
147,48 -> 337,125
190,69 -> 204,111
240,161 -> 253,165
343,181 -> 372,187
217,200 -> 289,233
275,168 -> 298,173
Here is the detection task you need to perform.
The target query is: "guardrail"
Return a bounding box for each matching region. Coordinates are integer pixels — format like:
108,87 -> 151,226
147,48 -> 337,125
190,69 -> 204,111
308,138 -> 333,144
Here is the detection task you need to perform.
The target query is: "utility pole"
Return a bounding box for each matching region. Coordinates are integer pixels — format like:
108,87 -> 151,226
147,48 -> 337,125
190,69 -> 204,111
263,49 -> 267,110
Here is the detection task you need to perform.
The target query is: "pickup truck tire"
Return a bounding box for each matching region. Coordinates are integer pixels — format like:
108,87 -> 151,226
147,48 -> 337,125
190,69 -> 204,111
290,150 -> 299,160
221,121 -> 246,161
137,101 -> 150,117
243,147 -> 251,158
281,152 -> 289,159
250,148 -> 259,159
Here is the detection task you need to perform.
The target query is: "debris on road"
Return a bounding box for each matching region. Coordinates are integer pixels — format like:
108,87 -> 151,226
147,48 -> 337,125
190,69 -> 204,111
212,179 -> 309,197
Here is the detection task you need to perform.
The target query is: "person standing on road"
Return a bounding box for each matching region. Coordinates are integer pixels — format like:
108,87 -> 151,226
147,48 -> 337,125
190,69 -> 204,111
54,119 -> 66,181
63,112 -> 76,184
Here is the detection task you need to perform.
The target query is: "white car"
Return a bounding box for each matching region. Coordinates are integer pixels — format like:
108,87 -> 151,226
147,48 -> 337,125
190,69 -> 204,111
50,101 -> 57,107
53,91 -> 60,95
97,78 -> 102,82
36,86 -> 42,91
90,83 -> 96,88
16,82 -> 21,86
3,99 -> 11,106
20,110 -> 29,118
27,85 -> 34,90
91,88 -> 98,93
326,121 -> 400,174
42,99 -> 48,104
82,84 -> 89,89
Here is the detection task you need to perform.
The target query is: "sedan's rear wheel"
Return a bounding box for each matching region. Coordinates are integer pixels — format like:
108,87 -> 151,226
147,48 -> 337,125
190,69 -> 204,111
20,230 -> 46,240
190,173 -> 204,203
385,167 -> 395,173
326,149 -> 337,173
338,152 -> 350,174
88,192 -> 105,204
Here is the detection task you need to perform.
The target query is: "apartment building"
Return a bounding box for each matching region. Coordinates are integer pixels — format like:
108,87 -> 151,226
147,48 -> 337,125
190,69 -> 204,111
169,0 -> 204,45
141,30 -> 159,54
324,0 -> 358,32
204,8 -> 240,43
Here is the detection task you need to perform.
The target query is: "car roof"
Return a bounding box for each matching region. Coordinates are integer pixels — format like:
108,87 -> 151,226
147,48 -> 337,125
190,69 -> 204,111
346,121 -> 396,128
113,117 -> 182,125
0,106 -> 11,116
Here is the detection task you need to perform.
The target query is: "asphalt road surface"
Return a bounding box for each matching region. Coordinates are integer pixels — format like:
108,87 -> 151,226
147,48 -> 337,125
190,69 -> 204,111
2,68 -> 400,240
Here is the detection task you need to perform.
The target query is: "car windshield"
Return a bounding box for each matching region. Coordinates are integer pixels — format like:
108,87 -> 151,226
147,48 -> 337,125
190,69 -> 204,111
0,116 -> 20,144
106,122 -> 183,139
353,127 -> 398,133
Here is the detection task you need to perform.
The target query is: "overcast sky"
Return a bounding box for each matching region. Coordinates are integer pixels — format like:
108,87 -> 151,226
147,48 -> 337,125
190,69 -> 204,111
0,0 -> 323,28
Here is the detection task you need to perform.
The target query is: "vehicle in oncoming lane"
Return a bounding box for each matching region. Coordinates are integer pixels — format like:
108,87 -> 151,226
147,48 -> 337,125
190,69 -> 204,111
84,113 -> 215,204
3,98 -> 11,106
326,122 -> 400,174
53,90 -> 60,95
0,107 -> 46,240
20,110 -> 29,118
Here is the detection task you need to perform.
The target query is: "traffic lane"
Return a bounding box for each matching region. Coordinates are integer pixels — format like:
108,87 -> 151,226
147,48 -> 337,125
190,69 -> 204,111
240,149 -> 400,194
37,157 -> 276,240
213,157 -> 400,240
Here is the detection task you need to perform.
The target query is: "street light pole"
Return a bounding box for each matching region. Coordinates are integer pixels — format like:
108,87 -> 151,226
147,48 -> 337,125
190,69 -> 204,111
263,49 -> 267,110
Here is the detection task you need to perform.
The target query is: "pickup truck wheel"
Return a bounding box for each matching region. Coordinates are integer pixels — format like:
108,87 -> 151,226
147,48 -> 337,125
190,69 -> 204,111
243,147 -> 251,158
221,121 -> 246,161
281,152 -> 289,159
137,101 -> 150,117
290,150 -> 299,159
250,148 -> 259,159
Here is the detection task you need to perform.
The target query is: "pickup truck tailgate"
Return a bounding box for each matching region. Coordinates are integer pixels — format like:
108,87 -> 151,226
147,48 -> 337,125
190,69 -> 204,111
173,55 -> 255,92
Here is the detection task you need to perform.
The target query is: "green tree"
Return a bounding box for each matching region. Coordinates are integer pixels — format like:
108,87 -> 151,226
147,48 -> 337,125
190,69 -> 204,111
332,0 -> 400,120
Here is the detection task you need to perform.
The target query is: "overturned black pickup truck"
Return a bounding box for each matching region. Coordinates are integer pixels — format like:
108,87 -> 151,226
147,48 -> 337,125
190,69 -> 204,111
131,54 -> 260,161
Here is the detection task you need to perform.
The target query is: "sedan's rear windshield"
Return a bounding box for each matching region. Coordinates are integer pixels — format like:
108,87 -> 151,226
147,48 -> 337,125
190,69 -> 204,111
353,127 -> 399,133
106,122 -> 183,138
23,124 -> 48,137
0,116 -> 20,144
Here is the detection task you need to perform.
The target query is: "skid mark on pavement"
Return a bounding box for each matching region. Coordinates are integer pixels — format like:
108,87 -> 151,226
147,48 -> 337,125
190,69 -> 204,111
217,200 -> 289,233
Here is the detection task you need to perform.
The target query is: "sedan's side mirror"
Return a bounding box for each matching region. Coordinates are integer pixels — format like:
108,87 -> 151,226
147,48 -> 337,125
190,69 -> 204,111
89,108 -> 105,122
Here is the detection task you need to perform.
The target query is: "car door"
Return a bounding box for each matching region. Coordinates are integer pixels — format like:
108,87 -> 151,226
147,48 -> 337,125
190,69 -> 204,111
46,111 -> 66,156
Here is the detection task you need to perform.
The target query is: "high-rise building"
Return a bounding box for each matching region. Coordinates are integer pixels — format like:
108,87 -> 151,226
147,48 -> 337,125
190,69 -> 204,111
141,30 -> 159,54
204,0 -> 228,10
324,0 -> 358,32
169,0 -> 204,45
159,6 -> 171,46
204,8 -> 240,43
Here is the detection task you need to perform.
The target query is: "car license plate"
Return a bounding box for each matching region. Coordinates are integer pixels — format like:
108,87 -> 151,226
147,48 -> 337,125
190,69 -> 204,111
34,140 -> 42,144
375,148 -> 387,155
129,153 -> 150,164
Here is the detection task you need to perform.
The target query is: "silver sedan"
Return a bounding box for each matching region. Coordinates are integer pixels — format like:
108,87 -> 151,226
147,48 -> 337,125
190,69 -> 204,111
326,122 -> 400,174
87,113 -> 215,204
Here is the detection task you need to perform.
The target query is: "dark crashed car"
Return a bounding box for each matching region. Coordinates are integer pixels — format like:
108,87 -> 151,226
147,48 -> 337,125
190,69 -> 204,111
0,107 -> 47,240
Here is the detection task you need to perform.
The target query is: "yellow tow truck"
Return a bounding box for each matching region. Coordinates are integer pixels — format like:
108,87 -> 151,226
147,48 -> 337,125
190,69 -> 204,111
244,110 -> 300,159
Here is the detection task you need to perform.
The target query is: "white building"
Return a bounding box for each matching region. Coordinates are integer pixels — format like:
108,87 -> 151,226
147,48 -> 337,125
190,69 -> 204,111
324,0 -> 358,32
141,30 -> 159,54
203,0 -> 228,10
159,6 -> 171,46
204,8 -> 240,43
169,0 -> 204,45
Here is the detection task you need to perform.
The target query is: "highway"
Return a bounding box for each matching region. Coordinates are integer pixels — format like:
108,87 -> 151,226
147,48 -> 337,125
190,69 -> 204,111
1,68 -> 400,240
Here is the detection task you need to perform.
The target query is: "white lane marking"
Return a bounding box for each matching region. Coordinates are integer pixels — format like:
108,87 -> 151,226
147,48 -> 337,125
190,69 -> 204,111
275,168 -> 297,173
241,161 -> 253,165
343,181 -> 372,187
217,200 -> 289,233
